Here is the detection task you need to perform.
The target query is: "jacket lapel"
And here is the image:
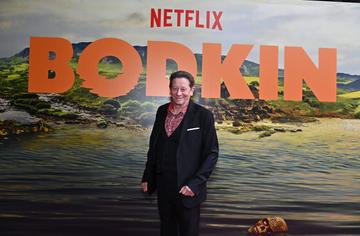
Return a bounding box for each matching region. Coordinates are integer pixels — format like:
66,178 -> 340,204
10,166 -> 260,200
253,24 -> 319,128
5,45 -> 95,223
151,103 -> 168,150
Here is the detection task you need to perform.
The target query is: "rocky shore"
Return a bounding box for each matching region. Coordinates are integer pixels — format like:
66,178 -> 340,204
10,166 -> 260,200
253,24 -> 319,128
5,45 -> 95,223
200,97 -> 318,138
0,94 -> 144,139
0,98 -> 52,139
1,90 -> 348,140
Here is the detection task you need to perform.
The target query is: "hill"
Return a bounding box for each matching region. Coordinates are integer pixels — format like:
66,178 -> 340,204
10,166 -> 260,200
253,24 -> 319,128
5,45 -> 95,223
5,42 -> 277,77
338,78 -> 360,91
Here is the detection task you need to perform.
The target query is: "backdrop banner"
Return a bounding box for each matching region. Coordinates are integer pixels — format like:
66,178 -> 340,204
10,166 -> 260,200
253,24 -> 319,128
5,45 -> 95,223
0,1 -> 359,235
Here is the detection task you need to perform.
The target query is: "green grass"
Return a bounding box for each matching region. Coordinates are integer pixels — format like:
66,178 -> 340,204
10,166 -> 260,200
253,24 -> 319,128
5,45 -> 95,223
0,63 -> 29,97
62,74 -> 106,108
7,74 -> 21,80
1,59 -> 360,119
337,77 -> 353,84
338,91 -> 360,99
98,63 -> 123,73
244,76 -> 259,84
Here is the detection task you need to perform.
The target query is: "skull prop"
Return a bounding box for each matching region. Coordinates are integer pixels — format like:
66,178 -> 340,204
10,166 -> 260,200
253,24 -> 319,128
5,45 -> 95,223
248,216 -> 288,235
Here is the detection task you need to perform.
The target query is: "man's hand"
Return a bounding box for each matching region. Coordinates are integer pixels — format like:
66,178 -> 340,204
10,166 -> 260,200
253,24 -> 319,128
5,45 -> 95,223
179,185 -> 195,197
141,182 -> 148,192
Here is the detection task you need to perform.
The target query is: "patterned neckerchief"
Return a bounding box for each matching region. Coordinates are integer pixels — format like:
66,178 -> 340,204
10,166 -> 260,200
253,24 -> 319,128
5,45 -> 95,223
164,102 -> 189,137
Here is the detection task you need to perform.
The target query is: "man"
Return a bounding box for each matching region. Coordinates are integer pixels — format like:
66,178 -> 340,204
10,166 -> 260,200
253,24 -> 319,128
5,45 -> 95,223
141,70 -> 219,236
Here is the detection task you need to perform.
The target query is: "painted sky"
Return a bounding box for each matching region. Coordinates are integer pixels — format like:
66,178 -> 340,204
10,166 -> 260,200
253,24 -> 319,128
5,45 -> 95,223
0,0 -> 359,74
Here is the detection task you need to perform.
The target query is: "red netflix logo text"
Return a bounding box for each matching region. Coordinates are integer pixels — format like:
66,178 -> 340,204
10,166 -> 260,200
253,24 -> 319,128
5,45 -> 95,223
150,8 -> 223,30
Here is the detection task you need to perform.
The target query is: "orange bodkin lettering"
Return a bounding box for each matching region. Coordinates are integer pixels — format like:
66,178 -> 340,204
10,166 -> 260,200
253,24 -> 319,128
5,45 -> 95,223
77,38 -> 142,97
27,37 -> 337,102
28,37 -> 74,93
202,43 -> 254,99
146,41 -> 197,96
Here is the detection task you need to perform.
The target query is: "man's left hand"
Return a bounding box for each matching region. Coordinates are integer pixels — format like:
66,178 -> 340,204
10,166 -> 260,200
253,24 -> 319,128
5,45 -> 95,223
179,185 -> 195,197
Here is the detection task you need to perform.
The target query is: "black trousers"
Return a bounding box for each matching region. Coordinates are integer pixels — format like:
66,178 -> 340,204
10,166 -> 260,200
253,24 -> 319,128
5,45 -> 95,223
157,173 -> 200,236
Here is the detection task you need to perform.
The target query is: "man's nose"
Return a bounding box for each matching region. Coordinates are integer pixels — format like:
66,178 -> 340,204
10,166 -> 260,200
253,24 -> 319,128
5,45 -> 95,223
176,89 -> 182,95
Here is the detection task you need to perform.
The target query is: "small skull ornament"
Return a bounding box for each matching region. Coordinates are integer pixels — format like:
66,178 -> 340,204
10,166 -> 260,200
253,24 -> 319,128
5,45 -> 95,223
248,216 -> 288,235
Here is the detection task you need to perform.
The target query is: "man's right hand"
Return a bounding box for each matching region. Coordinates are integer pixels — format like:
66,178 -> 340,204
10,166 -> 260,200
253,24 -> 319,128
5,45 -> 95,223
141,182 -> 148,192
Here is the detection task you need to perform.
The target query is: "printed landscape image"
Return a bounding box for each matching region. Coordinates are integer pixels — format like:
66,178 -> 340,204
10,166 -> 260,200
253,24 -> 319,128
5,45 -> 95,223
1,1 -> 360,235
1,43 -> 359,138
0,43 -> 360,236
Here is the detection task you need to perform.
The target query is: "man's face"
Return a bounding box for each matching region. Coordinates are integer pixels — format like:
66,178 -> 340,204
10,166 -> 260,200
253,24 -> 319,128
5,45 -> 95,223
170,77 -> 194,106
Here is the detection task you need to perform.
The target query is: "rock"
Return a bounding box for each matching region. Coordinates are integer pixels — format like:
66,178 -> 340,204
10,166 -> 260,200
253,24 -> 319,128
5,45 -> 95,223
0,119 -> 51,137
225,110 -> 233,116
242,118 -> 253,123
0,129 -> 8,136
263,105 -> 273,113
259,130 -> 276,138
251,106 -> 260,113
290,128 -> 302,132
98,104 -> 118,116
253,125 -> 271,132
97,120 -> 108,129
118,116 -> 127,121
0,98 -> 9,112
0,110 -> 41,125
233,120 -> 242,127
116,122 -> 126,127
104,99 -> 121,109
15,129 -> 25,135
64,120 -> 81,124
138,112 -> 155,127
228,127 -> 243,134
274,128 -> 286,132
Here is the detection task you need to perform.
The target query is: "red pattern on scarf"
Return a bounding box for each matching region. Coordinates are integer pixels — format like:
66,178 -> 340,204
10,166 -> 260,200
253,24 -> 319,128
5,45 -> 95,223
165,102 -> 188,137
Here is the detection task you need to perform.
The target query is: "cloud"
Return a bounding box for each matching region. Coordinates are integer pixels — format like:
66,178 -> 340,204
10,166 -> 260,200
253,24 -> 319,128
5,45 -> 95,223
0,20 -> 14,30
126,12 -> 146,25
0,0 -> 359,73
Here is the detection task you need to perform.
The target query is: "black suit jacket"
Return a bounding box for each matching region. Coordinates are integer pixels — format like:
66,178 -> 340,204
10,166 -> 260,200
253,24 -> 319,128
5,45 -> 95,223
142,101 -> 219,208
